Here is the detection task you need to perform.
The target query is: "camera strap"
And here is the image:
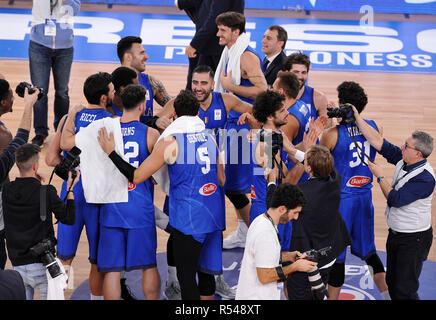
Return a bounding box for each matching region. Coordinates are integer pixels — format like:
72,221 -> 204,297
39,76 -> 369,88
40,185 -> 48,238
345,124 -> 372,166
264,212 -> 282,266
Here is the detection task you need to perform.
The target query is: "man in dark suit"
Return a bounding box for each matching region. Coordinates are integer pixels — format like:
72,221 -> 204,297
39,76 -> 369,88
261,25 -> 288,87
175,0 -> 245,90
267,145 -> 351,300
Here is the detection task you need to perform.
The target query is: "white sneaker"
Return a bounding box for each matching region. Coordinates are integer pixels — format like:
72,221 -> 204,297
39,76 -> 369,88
163,280 -> 181,300
215,274 -> 236,300
223,229 -> 246,249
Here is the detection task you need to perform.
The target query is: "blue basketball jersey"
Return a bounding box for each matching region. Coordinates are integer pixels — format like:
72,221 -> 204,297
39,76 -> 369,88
300,84 -> 316,120
110,104 -> 123,117
99,121 -> 155,228
286,99 -> 311,183
168,131 -> 224,235
250,137 -> 288,223
226,46 -> 263,123
198,92 -> 227,143
138,73 -> 154,123
74,108 -> 113,132
331,120 -> 379,194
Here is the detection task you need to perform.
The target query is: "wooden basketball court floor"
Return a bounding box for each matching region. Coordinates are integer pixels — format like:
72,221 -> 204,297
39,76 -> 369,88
1,3 -> 436,300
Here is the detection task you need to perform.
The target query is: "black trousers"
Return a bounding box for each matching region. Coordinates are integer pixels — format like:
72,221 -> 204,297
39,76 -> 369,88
386,227 -> 433,300
286,266 -> 331,300
172,229 -> 215,300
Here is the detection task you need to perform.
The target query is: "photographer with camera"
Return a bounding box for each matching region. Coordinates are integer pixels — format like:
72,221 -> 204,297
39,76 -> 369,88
0,79 -> 39,270
285,145 -> 351,300
320,81 -> 390,300
235,183 -> 317,300
2,143 -> 79,300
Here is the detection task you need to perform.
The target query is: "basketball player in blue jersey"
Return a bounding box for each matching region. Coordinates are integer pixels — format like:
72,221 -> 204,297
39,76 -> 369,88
97,90 -> 226,300
320,81 -> 390,300
109,66 -> 139,117
214,12 -> 268,249
117,36 -> 172,129
284,52 -> 328,122
156,65 -> 252,299
97,84 -> 161,300
274,71 -> 314,184
54,72 -> 114,300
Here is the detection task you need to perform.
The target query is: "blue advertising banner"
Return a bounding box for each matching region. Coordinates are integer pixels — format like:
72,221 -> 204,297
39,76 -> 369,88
1,8 -> 435,74
81,0 -> 436,15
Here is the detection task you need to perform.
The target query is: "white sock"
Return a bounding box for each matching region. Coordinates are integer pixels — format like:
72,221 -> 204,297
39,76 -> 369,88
167,266 -> 178,283
381,290 -> 391,300
237,219 -> 248,236
90,294 -> 104,300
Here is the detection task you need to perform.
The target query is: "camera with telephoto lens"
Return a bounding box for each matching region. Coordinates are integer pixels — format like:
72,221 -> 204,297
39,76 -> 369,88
327,104 -> 355,125
258,129 -> 283,158
29,238 -> 62,279
54,146 -> 81,181
298,246 -> 332,300
15,82 -> 44,101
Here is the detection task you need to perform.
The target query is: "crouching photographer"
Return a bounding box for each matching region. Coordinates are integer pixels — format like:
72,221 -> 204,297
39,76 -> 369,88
2,143 -> 79,300
286,145 -> 351,300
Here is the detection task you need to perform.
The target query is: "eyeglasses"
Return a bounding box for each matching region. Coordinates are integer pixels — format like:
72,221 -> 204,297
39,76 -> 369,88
404,142 -> 420,152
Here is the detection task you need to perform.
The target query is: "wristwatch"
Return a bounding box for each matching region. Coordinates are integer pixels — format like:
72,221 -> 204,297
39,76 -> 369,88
377,176 -> 385,183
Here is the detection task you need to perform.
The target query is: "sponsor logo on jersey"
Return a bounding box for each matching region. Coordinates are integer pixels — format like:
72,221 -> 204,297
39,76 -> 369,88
199,183 -> 217,196
251,185 -> 257,199
128,181 -> 136,191
346,176 -> 371,187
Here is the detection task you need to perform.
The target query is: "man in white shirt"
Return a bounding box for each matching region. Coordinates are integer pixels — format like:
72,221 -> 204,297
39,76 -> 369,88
236,183 -> 317,300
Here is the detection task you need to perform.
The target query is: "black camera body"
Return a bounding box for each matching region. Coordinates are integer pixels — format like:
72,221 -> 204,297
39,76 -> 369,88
55,146 -> 81,181
258,129 -> 283,157
29,238 -> 62,279
301,246 -> 332,262
15,82 -> 44,101
327,104 -> 355,125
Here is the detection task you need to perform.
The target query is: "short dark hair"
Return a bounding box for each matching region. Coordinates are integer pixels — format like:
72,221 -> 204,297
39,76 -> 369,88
270,183 -> 307,210
253,90 -> 285,124
268,25 -> 288,50
117,36 -> 142,63
83,72 -> 112,105
337,81 -> 368,113
0,79 -> 10,102
111,67 -> 138,93
15,143 -> 40,172
306,145 -> 334,179
215,12 -> 246,34
276,71 -> 300,99
193,65 -> 215,80
284,52 -> 311,72
121,84 -> 147,111
174,89 -> 199,117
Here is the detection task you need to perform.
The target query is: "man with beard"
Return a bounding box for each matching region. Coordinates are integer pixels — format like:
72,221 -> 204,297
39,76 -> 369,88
155,64 -> 252,300
283,52 -> 328,121
57,72 -> 115,300
117,36 -> 172,129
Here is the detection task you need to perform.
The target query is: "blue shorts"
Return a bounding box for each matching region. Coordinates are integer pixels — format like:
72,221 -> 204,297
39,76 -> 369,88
195,230 -> 223,275
337,191 -> 376,262
249,200 -> 267,224
56,180 -> 100,264
224,122 -> 252,194
97,225 -> 157,272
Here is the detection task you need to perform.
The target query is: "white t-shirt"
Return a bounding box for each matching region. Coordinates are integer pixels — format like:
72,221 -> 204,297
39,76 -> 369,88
235,214 -> 282,300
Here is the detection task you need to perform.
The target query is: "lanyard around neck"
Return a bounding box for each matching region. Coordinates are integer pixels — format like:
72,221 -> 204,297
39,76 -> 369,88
264,212 -> 282,265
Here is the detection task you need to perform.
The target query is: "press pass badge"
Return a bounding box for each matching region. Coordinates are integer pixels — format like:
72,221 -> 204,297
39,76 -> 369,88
44,19 -> 57,36
277,281 -> 284,291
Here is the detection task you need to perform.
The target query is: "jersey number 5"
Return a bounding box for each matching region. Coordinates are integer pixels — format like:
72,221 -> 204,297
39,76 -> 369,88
198,147 -> 211,174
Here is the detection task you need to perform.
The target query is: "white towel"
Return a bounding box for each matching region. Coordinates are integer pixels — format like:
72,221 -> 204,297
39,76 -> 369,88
152,116 -> 205,195
214,32 -> 250,93
75,117 -> 129,203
